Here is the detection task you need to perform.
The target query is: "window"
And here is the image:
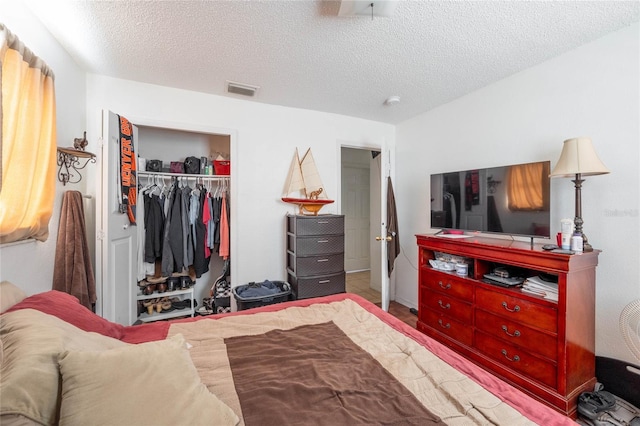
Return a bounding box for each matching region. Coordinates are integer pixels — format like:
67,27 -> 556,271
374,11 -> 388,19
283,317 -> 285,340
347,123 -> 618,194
0,24 -> 57,243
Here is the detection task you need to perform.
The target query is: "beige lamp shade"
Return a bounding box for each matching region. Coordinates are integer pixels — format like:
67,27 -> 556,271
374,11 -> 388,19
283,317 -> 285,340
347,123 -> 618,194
550,137 -> 610,178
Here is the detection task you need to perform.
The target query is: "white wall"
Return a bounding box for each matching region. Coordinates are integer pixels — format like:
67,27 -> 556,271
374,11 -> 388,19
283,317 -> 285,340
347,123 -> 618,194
0,2 -> 87,294
85,75 -> 395,297
395,23 -> 640,363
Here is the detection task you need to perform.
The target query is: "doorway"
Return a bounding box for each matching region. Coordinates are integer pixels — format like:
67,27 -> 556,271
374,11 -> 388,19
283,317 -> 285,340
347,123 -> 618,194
340,147 -> 381,304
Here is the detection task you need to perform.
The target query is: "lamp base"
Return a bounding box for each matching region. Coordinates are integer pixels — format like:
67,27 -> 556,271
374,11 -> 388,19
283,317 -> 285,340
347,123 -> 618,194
582,233 -> 594,252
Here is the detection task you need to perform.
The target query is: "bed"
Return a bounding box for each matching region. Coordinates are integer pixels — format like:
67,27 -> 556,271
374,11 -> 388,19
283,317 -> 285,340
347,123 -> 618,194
0,282 -> 576,425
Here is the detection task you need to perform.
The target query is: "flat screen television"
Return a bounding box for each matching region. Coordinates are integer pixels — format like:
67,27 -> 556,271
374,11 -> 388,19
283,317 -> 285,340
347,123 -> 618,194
430,160 -> 551,238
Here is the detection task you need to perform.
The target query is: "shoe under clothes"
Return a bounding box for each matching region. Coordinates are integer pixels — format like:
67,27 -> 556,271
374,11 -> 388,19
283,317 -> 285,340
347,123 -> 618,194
578,384 -> 640,426
213,278 -> 231,314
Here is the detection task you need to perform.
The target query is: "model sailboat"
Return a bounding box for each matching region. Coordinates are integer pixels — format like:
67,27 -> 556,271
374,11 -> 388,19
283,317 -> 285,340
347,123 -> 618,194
282,148 -> 334,215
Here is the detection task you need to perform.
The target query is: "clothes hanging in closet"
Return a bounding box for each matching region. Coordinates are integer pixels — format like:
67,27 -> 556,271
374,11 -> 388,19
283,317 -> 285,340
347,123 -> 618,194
135,175 -> 230,279
161,179 -> 177,277
192,189 -> 209,278
219,192 -> 229,259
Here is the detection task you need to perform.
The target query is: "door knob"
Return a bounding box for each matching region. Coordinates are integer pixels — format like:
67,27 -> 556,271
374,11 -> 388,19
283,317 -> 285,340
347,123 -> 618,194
375,236 -> 392,241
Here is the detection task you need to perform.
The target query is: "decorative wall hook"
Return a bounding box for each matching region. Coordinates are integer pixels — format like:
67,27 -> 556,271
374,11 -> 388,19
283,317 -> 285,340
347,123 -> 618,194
57,132 -> 96,185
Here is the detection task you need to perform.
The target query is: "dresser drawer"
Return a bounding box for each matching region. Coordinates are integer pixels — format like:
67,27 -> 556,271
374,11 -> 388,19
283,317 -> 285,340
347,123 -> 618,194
288,234 -> 344,256
421,270 -> 473,302
421,288 -> 472,324
287,214 -> 344,236
287,252 -> 344,276
287,271 -> 345,299
421,309 -> 473,346
475,331 -> 557,388
476,287 -> 558,333
475,310 -> 557,361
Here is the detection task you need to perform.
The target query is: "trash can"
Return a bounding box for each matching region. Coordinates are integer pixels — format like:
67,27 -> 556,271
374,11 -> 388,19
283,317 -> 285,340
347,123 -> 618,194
233,280 -> 291,311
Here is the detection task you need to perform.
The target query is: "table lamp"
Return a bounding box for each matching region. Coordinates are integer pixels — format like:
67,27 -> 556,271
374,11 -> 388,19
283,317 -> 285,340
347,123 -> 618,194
550,137 -> 609,252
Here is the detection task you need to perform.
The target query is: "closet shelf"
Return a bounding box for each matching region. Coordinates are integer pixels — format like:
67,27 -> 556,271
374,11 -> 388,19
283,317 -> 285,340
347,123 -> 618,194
138,171 -> 230,180
136,287 -> 194,301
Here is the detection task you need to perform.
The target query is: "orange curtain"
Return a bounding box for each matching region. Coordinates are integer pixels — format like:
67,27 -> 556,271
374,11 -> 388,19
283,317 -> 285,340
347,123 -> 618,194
0,24 -> 57,243
507,162 -> 550,211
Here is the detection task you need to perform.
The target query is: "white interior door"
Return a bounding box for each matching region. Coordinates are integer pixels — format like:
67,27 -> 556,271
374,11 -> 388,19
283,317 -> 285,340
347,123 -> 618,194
339,144 -> 389,311
96,110 -> 138,325
378,149 -> 390,312
343,162 -> 371,271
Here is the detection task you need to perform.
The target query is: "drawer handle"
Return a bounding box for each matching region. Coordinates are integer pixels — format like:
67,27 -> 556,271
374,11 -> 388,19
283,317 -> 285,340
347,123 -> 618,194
501,325 -> 521,337
317,259 -> 329,262
501,301 -> 520,313
317,239 -> 329,243
438,281 -> 452,290
318,280 -> 330,284
501,349 -> 520,362
438,300 -> 451,310
437,319 -> 451,329
317,221 -> 329,224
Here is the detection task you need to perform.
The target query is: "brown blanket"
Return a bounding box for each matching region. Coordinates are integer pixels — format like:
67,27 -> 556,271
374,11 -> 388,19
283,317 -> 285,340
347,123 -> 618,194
52,191 -> 95,309
225,322 -> 444,425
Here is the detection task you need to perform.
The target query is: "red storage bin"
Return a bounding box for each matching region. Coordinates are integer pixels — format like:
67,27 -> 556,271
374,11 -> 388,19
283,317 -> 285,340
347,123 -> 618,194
214,160 -> 230,175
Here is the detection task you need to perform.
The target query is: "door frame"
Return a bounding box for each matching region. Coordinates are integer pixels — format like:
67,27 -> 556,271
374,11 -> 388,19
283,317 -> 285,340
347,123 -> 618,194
341,149 -> 374,273
94,113 -> 238,319
337,139 -> 392,311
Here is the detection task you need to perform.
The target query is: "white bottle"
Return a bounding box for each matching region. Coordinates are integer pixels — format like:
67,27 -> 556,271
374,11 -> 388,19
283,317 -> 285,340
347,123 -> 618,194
571,233 -> 583,253
560,219 -> 574,250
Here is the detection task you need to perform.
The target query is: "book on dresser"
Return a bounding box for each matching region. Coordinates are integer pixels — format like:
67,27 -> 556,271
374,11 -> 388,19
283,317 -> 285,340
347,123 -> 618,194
286,214 -> 346,299
416,233 -> 600,419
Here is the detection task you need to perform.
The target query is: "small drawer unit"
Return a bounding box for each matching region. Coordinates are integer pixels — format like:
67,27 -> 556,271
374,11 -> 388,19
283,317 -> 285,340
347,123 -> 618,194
286,214 -> 345,299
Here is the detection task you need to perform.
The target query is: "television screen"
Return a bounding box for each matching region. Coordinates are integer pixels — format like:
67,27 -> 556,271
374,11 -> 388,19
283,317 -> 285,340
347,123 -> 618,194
430,161 -> 551,238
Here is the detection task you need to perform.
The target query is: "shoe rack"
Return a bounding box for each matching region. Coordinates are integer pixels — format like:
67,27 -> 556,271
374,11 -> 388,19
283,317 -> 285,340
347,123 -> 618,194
136,287 -> 195,323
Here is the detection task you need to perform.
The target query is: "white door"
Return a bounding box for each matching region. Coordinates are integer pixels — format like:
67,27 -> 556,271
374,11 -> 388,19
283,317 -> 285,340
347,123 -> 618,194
378,149 -> 390,312
96,110 -> 138,325
343,164 -> 371,271
340,145 -> 390,312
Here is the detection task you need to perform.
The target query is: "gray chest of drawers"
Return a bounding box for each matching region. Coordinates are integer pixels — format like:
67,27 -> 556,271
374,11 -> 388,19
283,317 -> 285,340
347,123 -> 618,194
286,214 -> 345,299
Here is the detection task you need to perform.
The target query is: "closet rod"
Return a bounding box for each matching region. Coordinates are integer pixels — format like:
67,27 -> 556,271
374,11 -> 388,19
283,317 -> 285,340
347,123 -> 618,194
138,171 -> 230,181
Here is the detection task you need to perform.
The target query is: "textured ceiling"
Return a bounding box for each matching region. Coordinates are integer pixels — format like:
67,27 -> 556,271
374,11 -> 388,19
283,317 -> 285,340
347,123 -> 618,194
25,0 -> 640,124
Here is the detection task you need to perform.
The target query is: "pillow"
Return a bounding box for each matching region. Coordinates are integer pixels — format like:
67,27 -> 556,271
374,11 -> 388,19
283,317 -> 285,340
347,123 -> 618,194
0,309 -> 127,425
0,281 -> 27,313
5,290 -> 125,339
57,334 -> 239,426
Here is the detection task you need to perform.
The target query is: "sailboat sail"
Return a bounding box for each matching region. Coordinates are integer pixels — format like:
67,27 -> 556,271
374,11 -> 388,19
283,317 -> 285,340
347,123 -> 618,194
284,148 -> 306,198
299,149 -> 327,200
282,147 -> 334,215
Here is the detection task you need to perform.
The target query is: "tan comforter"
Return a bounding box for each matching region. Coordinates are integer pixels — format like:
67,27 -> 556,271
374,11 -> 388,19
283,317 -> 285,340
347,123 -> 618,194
169,298 -> 543,425
2,293 -> 575,425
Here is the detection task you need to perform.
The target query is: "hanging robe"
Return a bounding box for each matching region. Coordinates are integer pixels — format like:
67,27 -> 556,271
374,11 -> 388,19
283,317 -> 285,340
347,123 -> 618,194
386,176 -> 400,278
52,191 -> 96,310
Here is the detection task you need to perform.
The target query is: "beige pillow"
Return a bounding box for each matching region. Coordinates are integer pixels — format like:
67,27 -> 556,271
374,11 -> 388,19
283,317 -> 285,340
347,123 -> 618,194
0,310 -> 127,425
57,334 -> 239,426
0,281 -> 27,313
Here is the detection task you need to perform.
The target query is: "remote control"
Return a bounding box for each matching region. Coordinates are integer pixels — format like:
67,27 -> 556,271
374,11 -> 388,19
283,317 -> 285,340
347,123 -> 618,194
551,249 -> 575,255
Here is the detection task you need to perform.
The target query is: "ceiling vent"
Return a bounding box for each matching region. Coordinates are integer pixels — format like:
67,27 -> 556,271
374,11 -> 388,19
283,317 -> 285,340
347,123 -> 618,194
226,81 -> 259,97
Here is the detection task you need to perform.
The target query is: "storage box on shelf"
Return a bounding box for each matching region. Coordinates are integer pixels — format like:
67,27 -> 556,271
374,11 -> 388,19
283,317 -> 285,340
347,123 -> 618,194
286,214 -> 345,299
136,287 -> 195,323
416,234 -> 599,418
